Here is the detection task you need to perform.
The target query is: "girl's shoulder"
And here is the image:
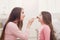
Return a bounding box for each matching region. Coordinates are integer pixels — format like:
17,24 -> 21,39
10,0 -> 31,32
42,25 -> 51,32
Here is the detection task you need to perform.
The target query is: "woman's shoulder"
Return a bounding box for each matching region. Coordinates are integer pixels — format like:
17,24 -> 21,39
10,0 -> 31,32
6,22 -> 17,28
7,22 -> 16,26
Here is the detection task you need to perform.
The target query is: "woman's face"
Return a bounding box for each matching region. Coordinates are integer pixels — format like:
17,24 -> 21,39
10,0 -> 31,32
20,9 -> 25,21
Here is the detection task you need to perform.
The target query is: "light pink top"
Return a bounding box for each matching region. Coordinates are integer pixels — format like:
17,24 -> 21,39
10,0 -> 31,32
5,22 -> 29,40
38,25 -> 51,40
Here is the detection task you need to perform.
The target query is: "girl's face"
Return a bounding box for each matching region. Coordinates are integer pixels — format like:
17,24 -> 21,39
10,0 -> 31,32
37,14 -> 44,23
20,9 -> 25,21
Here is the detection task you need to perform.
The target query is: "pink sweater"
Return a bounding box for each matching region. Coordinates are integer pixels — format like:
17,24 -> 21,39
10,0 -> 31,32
38,25 -> 51,40
5,22 -> 29,40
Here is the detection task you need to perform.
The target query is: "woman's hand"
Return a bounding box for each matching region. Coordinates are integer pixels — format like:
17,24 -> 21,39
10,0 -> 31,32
27,18 -> 34,28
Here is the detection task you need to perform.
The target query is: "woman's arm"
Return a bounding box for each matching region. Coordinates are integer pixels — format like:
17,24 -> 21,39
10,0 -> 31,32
8,22 -> 29,40
7,18 -> 34,40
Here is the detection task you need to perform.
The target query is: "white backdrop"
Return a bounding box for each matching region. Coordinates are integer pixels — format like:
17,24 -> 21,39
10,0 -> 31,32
0,0 -> 60,40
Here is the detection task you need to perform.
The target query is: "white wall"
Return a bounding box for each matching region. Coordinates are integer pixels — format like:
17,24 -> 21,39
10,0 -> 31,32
22,0 -> 39,40
0,0 -> 60,40
0,0 -> 22,19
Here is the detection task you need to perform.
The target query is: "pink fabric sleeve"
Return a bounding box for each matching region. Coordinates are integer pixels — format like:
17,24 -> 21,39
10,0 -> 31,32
43,26 -> 50,40
7,22 -> 29,40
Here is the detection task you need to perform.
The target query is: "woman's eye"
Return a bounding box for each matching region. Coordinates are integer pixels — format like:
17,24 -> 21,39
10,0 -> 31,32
22,12 -> 24,14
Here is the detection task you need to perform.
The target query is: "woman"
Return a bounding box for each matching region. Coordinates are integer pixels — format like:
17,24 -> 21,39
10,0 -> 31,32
0,7 -> 34,40
37,11 -> 56,40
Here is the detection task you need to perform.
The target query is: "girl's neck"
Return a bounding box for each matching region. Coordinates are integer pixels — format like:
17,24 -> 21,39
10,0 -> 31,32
41,22 -> 46,25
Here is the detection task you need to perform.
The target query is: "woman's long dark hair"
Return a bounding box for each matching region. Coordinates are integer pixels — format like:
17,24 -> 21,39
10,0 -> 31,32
41,11 -> 56,40
0,7 -> 23,40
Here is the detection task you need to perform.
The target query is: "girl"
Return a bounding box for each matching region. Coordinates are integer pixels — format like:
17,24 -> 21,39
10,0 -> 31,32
0,7 -> 34,40
37,11 -> 56,40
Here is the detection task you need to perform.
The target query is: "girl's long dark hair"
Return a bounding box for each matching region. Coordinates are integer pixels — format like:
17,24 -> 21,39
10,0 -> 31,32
41,11 -> 56,40
0,7 -> 23,40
